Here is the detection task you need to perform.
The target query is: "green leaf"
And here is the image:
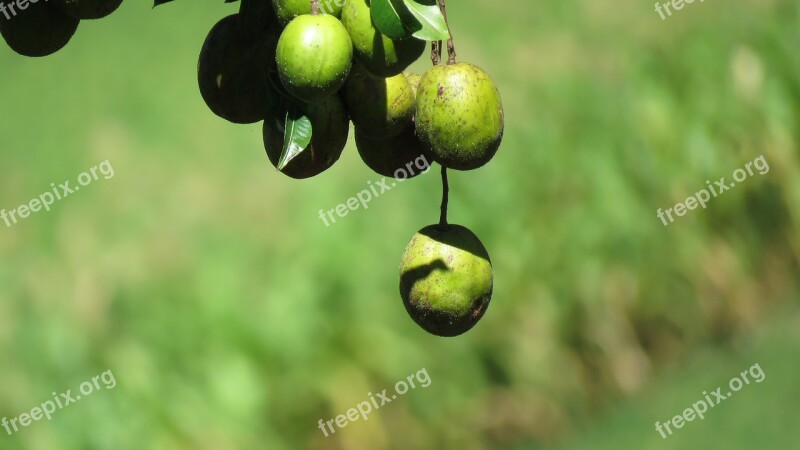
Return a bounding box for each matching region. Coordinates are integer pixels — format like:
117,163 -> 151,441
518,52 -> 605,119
403,0 -> 450,41
370,0 -> 413,40
277,106 -> 312,171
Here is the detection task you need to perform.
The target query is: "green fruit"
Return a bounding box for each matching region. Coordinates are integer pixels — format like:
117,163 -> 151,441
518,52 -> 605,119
355,127 -> 431,178
341,0 -> 425,77
405,72 -> 421,96
0,2 -> 79,57
272,0 -> 343,25
344,65 -> 415,139
399,224 -> 493,337
276,14 -> 353,103
198,14 -> 279,124
53,0 -> 123,19
264,95 -> 350,179
416,63 -> 504,170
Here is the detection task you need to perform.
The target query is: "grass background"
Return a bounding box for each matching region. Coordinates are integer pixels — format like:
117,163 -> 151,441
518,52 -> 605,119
0,0 -> 798,448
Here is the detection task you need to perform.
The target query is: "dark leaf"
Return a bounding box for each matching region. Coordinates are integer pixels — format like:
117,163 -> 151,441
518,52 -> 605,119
370,0 -> 413,40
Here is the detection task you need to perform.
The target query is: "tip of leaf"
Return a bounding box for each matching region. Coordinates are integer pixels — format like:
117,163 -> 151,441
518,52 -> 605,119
277,144 -> 300,170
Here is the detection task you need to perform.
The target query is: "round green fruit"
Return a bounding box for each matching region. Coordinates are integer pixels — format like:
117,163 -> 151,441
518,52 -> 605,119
198,14 -> 279,124
399,224 -> 493,337
272,0 -> 343,25
355,127 -> 431,178
264,95 -> 350,179
416,63 -> 504,170
53,0 -> 123,20
276,14 -> 352,103
0,2 -> 79,57
344,65 -> 415,139
341,0 -> 425,77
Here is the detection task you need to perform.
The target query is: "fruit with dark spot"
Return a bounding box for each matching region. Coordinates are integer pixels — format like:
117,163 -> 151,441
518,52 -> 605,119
198,14 -> 279,124
53,0 -> 123,20
399,224 -> 493,337
341,0 -> 425,77
0,2 -> 79,57
415,63 -> 504,170
276,14 -> 352,103
263,95 -> 349,179
344,65 -> 415,139
355,127 -> 431,178
271,0 -> 343,26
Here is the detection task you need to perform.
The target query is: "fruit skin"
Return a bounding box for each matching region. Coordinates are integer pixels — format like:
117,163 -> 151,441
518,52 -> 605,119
272,0 -> 343,25
399,224 -> 493,337
341,0 -> 425,77
276,14 -> 353,103
405,72 -> 421,96
264,95 -> 350,179
0,2 -> 79,57
344,65 -> 415,139
198,14 -> 279,124
355,127 -> 431,178
415,63 -> 504,170
53,0 -> 123,20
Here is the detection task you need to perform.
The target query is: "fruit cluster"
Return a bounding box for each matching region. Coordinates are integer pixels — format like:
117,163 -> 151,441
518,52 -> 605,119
0,0 -> 123,57
7,0 -> 505,337
198,0 -> 503,180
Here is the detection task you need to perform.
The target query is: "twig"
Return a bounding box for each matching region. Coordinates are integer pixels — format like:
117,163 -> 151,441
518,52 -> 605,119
439,166 -> 449,226
438,0 -> 456,64
431,41 -> 442,66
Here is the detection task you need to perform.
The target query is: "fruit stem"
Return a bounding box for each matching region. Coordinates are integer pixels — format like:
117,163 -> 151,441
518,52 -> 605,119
438,0 -> 456,64
439,166 -> 449,226
431,41 -> 442,66
311,0 -> 320,15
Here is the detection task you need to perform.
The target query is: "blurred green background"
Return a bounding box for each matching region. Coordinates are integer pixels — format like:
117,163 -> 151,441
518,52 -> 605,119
1,0 -> 799,448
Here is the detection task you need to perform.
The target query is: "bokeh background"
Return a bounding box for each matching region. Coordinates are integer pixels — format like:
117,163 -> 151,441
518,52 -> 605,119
1,0 -> 799,448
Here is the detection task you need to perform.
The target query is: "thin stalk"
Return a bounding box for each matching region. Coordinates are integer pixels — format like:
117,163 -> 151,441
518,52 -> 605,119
431,41 -> 442,66
438,0 -> 456,64
439,166 -> 449,226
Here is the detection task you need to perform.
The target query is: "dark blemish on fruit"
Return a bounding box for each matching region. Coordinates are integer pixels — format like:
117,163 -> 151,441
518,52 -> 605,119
471,295 -> 488,319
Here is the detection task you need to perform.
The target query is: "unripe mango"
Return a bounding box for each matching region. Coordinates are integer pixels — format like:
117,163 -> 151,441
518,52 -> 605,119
341,0 -> 424,77
198,14 -> 278,124
344,65 -> 415,139
276,14 -> 353,103
399,224 -> 493,337
0,2 -> 79,57
415,63 -> 504,170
